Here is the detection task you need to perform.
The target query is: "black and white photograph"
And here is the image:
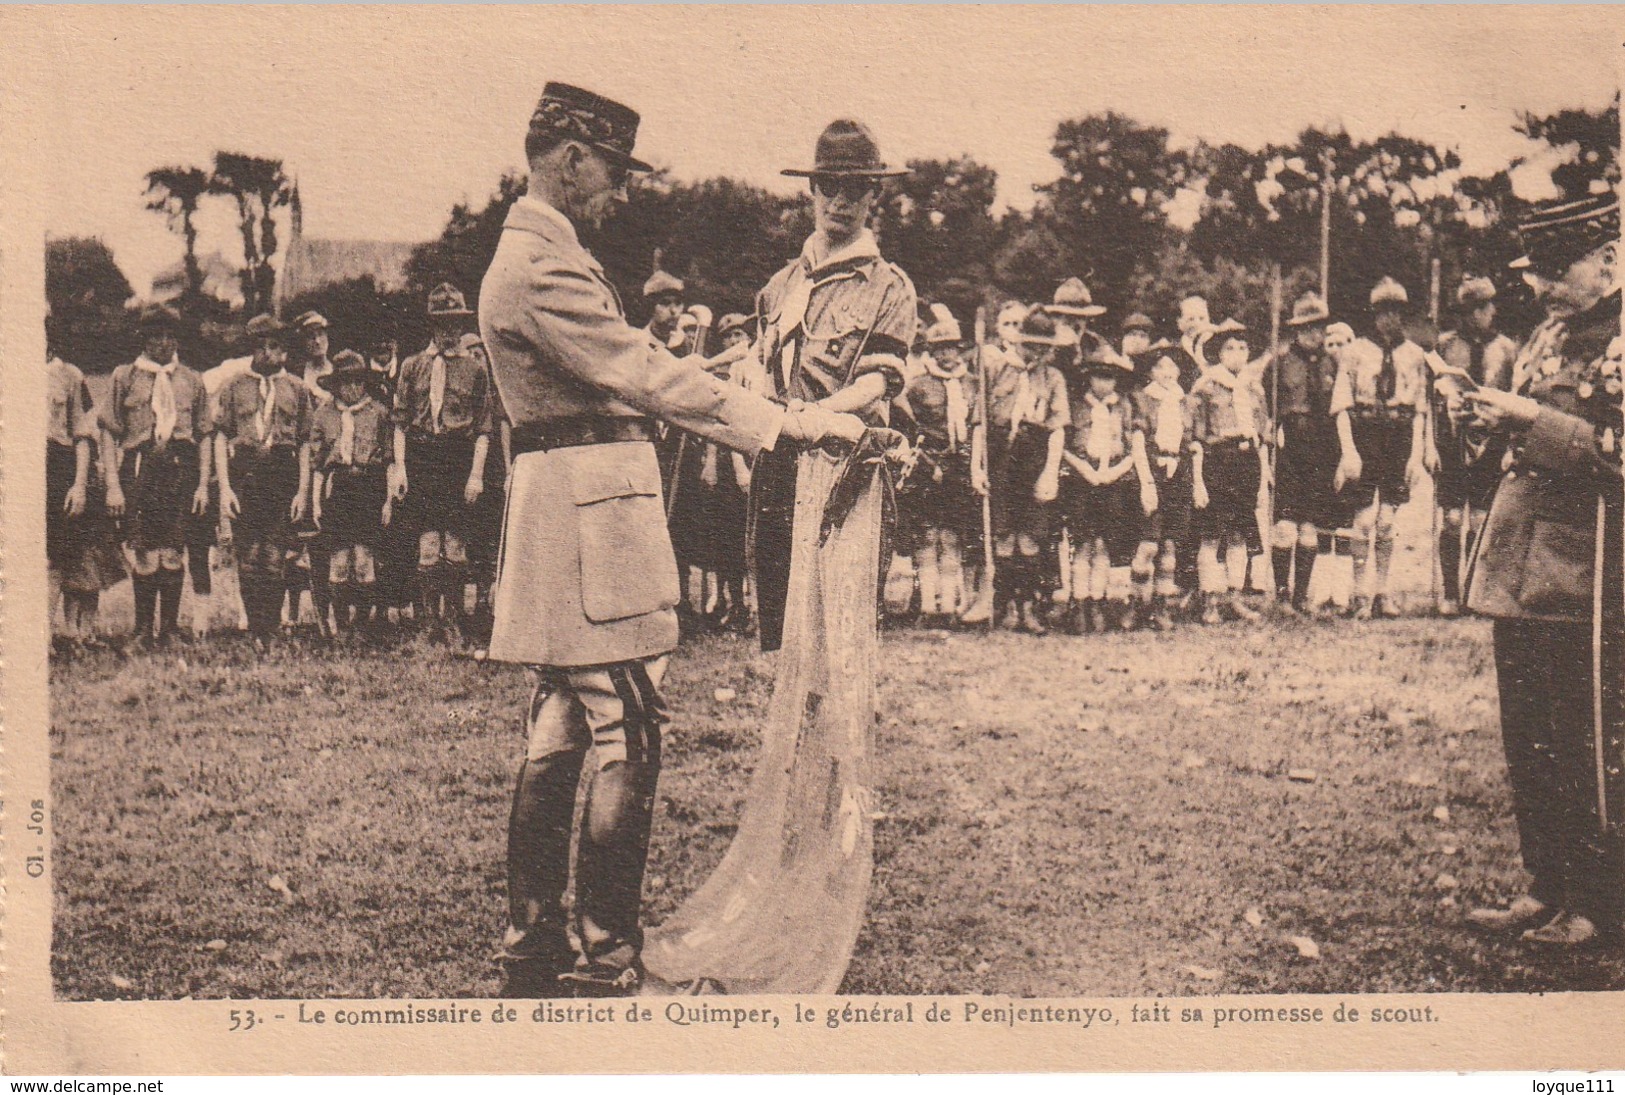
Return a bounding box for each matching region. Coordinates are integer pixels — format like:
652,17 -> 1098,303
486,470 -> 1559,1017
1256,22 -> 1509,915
2,3 -> 1622,1073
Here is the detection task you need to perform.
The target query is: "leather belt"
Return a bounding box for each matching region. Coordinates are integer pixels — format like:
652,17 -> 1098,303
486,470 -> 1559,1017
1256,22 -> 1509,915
512,416 -> 659,455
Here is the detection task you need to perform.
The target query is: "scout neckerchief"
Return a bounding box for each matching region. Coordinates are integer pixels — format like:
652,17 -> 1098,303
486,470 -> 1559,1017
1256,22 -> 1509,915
335,394 -> 370,466
252,365 -> 288,446
134,354 -> 179,444
1143,377 -> 1186,470
922,353 -> 969,448
1083,390 -> 1123,463
428,342 -> 458,433
769,229 -> 880,394
1207,364 -> 1259,440
1001,347 -> 1043,441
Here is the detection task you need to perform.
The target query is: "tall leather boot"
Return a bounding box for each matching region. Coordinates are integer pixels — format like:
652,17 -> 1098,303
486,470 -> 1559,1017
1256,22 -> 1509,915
500,750 -> 586,998
571,726 -> 661,995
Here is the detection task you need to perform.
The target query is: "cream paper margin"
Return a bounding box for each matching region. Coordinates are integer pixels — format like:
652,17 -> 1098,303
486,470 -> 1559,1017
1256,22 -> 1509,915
1,4 -> 1622,1075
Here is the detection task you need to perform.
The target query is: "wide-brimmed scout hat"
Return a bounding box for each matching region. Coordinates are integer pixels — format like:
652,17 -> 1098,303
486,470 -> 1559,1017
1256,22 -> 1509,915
1081,341 -> 1137,381
1121,312 -> 1155,334
318,349 -> 379,394
529,81 -> 653,174
1456,277 -> 1497,306
243,313 -> 285,340
716,313 -> 754,340
1017,309 -> 1075,348
1204,317 -> 1250,350
1509,192 -> 1620,274
1285,292 -> 1330,327
923,303 -> 968,346
1044,277 -> 1108,319
292,310 -> 329,331
427,283 -> 473,318
781,119 -> 909,179
137,303 -> 183,336
642,270 -> 685,300
1369,276 -> 1410,309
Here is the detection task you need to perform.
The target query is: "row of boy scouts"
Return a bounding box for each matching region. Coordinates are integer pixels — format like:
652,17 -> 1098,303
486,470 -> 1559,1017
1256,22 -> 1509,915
43,261 -> 1546,650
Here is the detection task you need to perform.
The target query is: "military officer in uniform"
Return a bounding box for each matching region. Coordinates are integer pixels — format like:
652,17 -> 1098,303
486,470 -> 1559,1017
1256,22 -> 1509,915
1432,276 -> 1519,614
1464,191 -> 1622,947
478,83 -> 865,996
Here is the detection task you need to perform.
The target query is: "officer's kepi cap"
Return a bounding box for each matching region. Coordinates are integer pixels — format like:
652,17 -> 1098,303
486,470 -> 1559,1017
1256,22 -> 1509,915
530,82 -> 653,174
1509,191 -> 1620,275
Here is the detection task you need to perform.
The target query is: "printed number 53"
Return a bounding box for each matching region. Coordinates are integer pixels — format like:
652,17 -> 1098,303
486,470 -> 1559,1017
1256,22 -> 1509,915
229,1009 -> 259,1031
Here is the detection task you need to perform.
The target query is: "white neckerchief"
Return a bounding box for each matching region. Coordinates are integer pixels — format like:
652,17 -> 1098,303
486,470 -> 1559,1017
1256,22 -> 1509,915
923,354 -> 969,447
1143,378 -> 1186,454
1084,391 -> 1121,462
135,355 -> 179,443
1208,365 -> 1258,438
774,228 -> 882,343
253,367 -> 287,444
1008,361 -> 1039,438
335,395 -> 369,465
428,346 -> 452,432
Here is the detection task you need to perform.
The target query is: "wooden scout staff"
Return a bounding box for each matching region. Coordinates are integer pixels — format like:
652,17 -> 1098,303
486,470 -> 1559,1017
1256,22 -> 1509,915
973,306 -> 996,631
1427,257 -> 1443,611
1265,264 -> 1283,572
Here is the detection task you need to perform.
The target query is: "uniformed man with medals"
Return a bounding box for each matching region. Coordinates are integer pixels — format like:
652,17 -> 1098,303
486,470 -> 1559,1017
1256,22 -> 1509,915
1463,191 -> 1622,947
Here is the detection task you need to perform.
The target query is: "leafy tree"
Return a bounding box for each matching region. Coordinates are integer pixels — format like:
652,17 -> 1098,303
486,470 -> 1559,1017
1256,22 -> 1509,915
405,171 -> 529,314
45,236 -> 137,372
209,151 -> 293,313
872,156 -> 1000,304
143,165 -> 212,308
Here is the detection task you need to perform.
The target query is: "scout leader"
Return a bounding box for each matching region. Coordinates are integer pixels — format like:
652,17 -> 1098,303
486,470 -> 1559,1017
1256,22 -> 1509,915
971,305 -> 1070,634
1332,277 -> 1429,620
1189,319 -> 1271,624
1431,276 -> 1518,615
894,304 -> 978,628
213,314 -> 313,644
747,117 -> 918,653
1463,191 -> 1622,948
104,305 -> 215,646
1266,292 -> 1342,615
478,83 -> 866,998
310,350 -> 394,634
1060,344 -> 1149,634
389,284 -> 497,640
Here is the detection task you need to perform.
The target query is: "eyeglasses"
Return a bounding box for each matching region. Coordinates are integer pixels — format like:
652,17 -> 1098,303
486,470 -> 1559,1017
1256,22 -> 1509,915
813,176 -> 879,202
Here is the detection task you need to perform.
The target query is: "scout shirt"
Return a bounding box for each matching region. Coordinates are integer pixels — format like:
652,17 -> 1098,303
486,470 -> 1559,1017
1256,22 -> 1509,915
1189,366 -> 1269,448
1434,325 -> 1519,472
215,367 -> 314,453
752,228 -> 917,423
47,357 -> 98,448
478,194 -> 787,667
393,342 -> 496,440
1468,293 -> 1623,623
1331,336 -> 1428,418
1134,378 -> 1191,472
977,345 -> 1069,439
105,355 -> 212,451
1269,344 -> 1340,424
1068,388 -> 1138,469
311,394 -> 392,471
899,358 -> 971,454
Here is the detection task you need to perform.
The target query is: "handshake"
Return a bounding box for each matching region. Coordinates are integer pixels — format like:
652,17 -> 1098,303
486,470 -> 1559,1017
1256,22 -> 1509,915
778,400 -> 869,450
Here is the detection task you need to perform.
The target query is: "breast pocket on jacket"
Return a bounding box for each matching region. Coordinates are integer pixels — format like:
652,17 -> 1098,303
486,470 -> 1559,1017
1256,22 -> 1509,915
570,443 -> 679,623
1518,515 -> 1593,617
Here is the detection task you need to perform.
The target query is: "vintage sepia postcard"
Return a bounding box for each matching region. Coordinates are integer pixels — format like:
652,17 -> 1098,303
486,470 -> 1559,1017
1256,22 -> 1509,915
2,4 -> 1623,1076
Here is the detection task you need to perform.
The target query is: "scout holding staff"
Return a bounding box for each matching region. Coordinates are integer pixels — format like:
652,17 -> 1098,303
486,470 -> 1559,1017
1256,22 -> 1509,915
213,314 -> 313,644
1331,277 -> 1430,620
1189,319 -> 1271,624
1462,191 -> 1622,947
310,350 -> 395,634
971,305 -> 1070,634
1266,292 -> 1342,615
47,334 -> 126,645
1059,344 -> 1149,634
1130,349 -> 1194,631
1430,276 -> 1518,615
478,84 -> 867,996
104,305 -> 215,645
389,283 -> 497,640
895,304 -> 978,628
288,310 -> 337,634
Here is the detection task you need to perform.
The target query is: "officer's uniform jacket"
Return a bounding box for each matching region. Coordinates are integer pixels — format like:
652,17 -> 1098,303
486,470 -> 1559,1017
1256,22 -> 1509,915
1468,293 -> 1622,623
478,195 -> 785,667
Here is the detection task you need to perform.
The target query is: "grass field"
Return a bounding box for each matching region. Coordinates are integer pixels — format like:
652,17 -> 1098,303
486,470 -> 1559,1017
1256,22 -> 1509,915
50,609 -> 1625,1001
